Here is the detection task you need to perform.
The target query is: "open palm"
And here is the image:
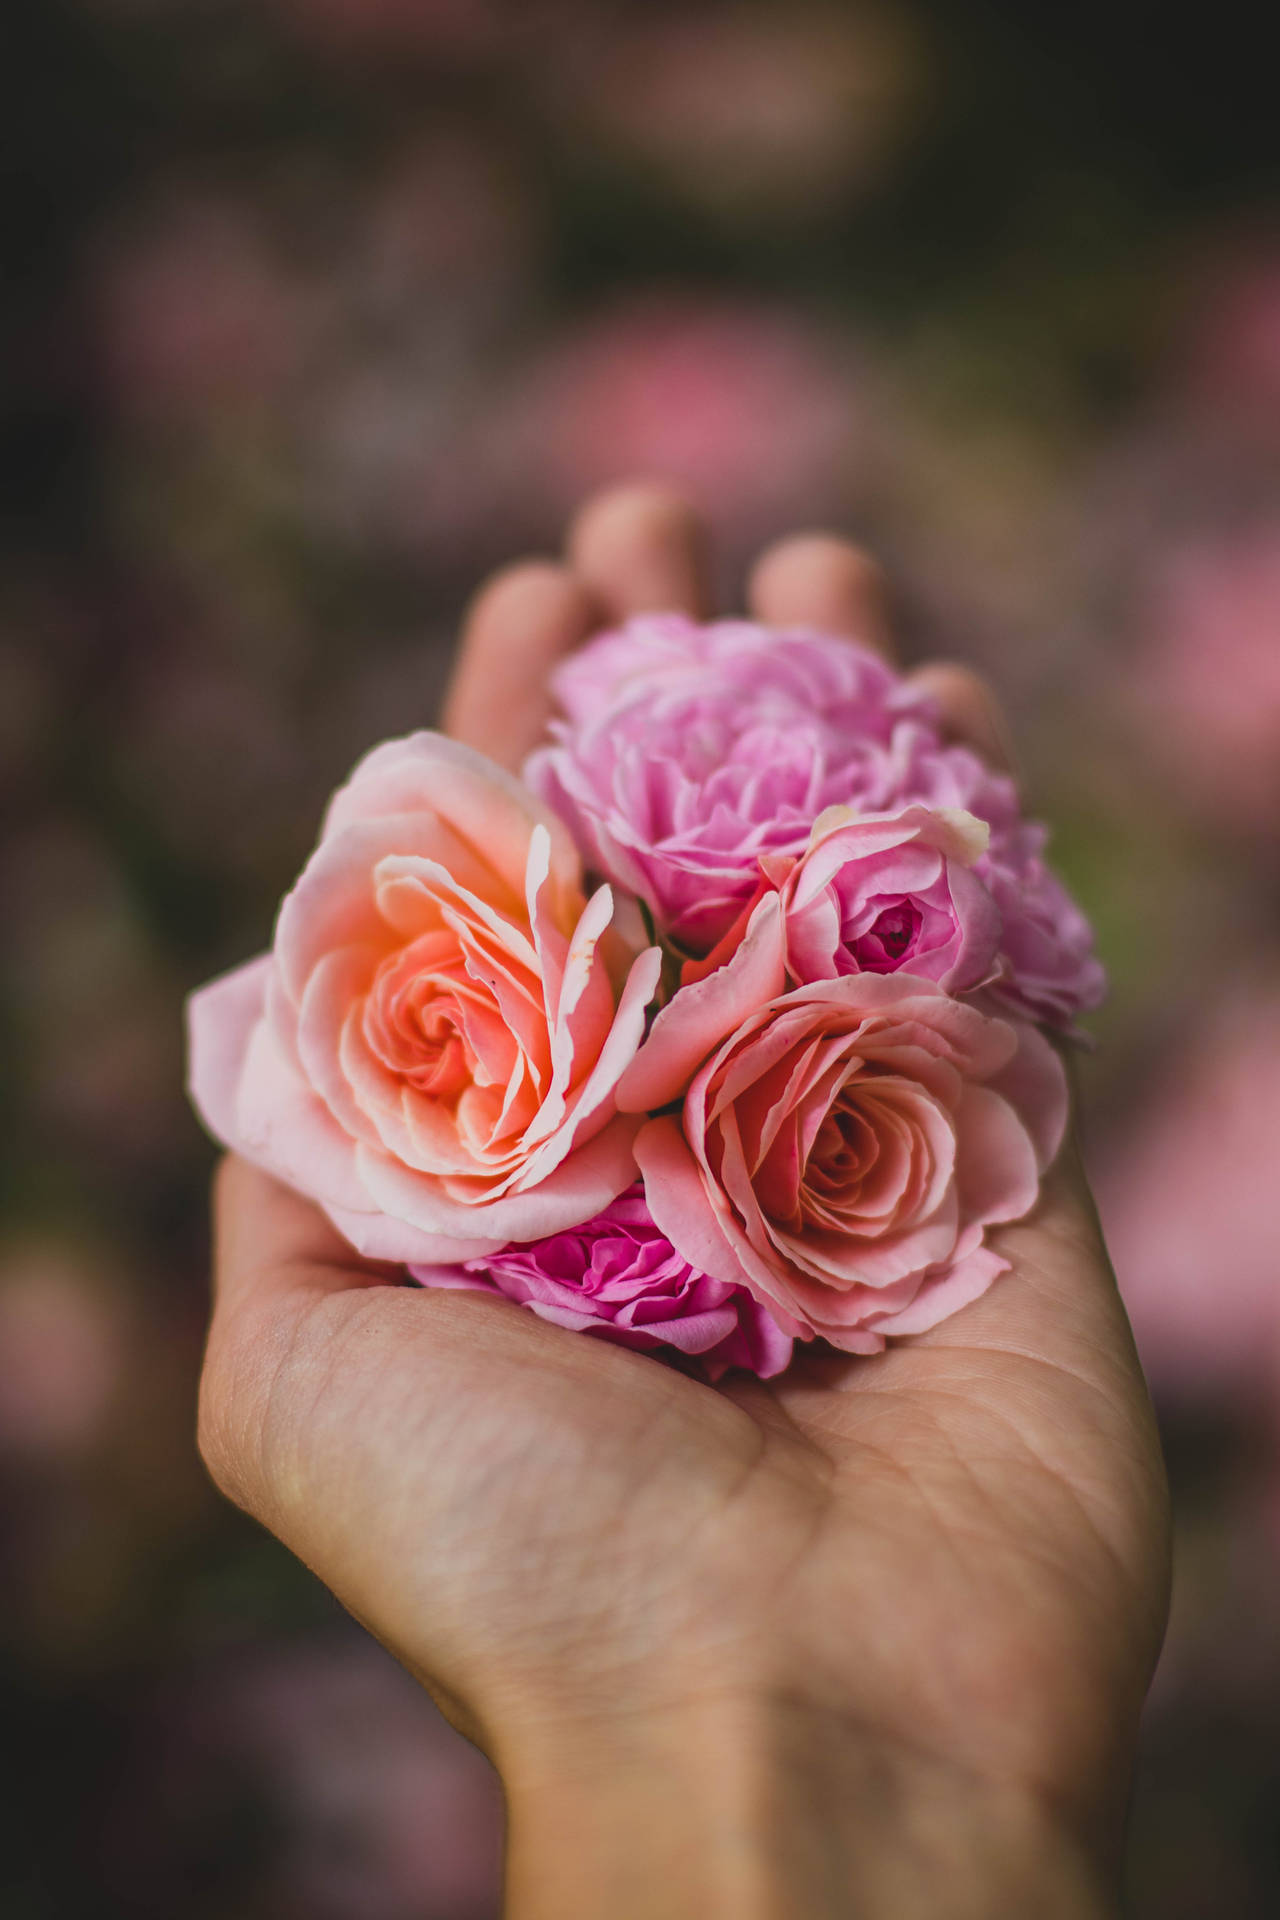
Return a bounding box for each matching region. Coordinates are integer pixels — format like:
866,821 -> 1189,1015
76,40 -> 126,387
198,486 -> 1169,1896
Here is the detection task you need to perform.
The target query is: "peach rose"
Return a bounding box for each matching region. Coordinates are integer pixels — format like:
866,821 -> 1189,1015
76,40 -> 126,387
187,732 -> 662,1262
622,967 -> 1066,1352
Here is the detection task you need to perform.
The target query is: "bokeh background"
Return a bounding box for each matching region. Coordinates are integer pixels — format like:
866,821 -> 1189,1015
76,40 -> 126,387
3,2 -> 1278,1913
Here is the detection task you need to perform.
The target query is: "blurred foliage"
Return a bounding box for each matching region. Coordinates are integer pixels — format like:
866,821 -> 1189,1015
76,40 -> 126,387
2,1 -> 1278,1913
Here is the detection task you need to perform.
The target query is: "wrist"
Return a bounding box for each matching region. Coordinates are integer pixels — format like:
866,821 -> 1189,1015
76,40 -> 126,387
498,1691 -> 1121,1920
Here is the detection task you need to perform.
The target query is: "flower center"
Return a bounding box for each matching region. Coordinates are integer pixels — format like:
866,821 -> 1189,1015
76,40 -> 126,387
807,1095 -> 878,1198
363,946 -> 477,1100
849,901 -> 920,970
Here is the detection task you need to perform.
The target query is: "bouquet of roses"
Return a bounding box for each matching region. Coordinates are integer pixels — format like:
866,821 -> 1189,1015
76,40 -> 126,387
188,615 -> 1102,1380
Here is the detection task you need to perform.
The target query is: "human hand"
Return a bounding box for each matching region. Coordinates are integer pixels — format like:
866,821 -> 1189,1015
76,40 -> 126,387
198,485 -> 1170,1919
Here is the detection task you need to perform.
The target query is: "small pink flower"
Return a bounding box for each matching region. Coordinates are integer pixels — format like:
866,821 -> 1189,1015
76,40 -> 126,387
621,968 -> 1066,1354
775,803 -> 1001,993
187,732 -> 661,1264
410,1186 -> 794,1380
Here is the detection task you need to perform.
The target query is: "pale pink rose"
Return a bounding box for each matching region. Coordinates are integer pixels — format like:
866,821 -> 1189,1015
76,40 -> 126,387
528,616 -> 1106,1029
621,965 -> 1066,1353
526,617 -> 935,953
410,1186 -> 794,1380
187,732 -> 662,1263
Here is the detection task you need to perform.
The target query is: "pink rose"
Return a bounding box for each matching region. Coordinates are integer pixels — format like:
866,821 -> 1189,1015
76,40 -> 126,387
527,616 -> 1106,1029
881,739 -> 1106,1030
773,802 -> 1001,992
409,1186 -> 795,1380
525,616 -> 936,952
540,609 -> 925,734
621,966 -> 1066,1353
187,732 -> 662,1263
980,841 -> 1106,1031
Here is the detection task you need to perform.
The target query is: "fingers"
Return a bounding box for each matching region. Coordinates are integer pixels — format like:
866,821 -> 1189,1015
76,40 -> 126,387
442,486 -> 711,768
908,663 -> 1018,775
747,535 -> 893,659
211,1154 -> 387,1321
442,562 -> 599,771
568,483 -> 711,621
742,531 -> 1019,777
200,1156 -> 397,1514
444,490 -> 1017,785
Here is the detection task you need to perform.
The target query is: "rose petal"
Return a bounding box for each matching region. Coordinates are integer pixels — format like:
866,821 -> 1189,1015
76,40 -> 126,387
354,1112 -> 643,1246
617,893 -> 786,1113
235,1016 -> 373,1216
861,1244 -> 1009,1338
187,957 -> 272,1146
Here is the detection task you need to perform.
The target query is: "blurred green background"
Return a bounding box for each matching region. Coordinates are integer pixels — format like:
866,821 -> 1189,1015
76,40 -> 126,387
3,3 -> 1278,1914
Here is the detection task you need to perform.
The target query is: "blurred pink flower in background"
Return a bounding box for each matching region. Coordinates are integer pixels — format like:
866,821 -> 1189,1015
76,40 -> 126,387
497,300 -> 867,541
1175,241 -> 1280,423
117,638 -> 307,860
227,1642 -> 501,1919
295,136 -> 538,557
92,141 -> 540,563
550,7 -> 920,220
361,134 -> 538,315
103,1638 -> 502,1919
1131,523 -> 1280,829
1096,988 -> 1280,1409
94,199 -> 325,422
6,822 -> 185,1171
0,1243 -> 125,1459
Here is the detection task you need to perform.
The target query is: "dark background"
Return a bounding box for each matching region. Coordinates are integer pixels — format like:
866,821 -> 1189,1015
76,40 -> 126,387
3,3 -> 1279,1914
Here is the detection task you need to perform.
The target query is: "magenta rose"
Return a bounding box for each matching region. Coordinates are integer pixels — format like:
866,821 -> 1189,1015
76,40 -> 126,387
527,616 -> 1105,1029
525,615 -> 937,953
620,970 -> 1066,1353
409,1187 -> 795,1380
187,732 -> 662,1264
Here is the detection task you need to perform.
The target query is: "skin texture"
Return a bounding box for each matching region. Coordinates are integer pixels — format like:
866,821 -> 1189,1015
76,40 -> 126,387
197,484 -> 1171,1918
